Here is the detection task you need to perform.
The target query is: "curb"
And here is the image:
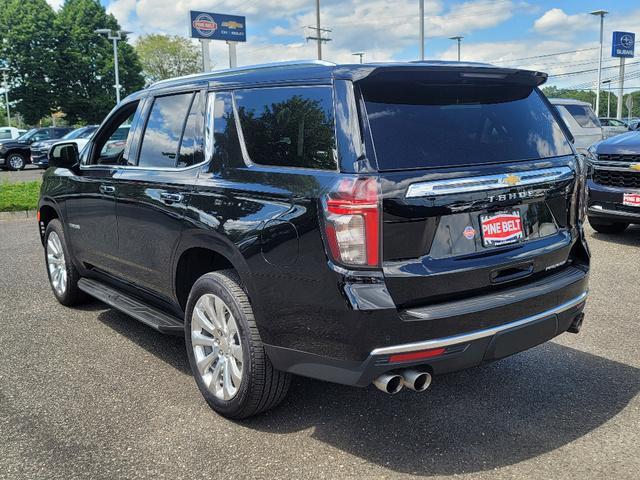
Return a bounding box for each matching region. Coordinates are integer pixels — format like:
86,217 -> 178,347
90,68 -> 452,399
0,209 -> 38,221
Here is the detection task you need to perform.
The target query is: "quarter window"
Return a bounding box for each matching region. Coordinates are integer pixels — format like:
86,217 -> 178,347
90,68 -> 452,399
234,86 -> 336,170
207,91 -> 243,169
177,92 -> 204,168
138,93 -> 194,169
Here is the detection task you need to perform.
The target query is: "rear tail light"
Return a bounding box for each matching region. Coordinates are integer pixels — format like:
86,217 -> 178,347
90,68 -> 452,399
322,176 -> 380,267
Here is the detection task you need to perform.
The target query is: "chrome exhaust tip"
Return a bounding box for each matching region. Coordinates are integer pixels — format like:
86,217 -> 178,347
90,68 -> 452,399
402,369 -> 432,392
373,373 -> 404,394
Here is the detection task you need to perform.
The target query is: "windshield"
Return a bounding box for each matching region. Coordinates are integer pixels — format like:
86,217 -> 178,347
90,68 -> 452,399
16,128 -> 38,141
62,126 -> 97,140
362,83 -> 574,170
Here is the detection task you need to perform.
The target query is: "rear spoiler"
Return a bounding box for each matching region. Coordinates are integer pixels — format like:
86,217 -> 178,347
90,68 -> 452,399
335,63 -> 548,87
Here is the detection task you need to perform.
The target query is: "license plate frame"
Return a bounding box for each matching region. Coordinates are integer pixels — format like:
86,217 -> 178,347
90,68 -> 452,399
479,209 -> 524,247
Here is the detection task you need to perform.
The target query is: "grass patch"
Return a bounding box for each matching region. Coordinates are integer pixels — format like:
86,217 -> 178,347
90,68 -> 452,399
0,181 -> 41,212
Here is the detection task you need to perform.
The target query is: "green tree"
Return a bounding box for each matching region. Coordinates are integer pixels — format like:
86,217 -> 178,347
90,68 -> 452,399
0,0 -> 58,125
54,0 -> 144,124
135,34 -> 201,85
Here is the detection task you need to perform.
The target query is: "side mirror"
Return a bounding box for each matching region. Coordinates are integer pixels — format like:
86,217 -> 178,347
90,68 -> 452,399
49,142 -> 79,169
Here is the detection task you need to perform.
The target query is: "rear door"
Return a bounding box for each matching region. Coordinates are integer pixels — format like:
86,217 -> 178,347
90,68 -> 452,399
358,72 -> 580,308
115,88 -> 205,301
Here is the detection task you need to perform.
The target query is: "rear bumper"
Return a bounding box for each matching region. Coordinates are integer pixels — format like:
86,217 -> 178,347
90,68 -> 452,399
266,276 -> 588,387
587,179 -> 640,223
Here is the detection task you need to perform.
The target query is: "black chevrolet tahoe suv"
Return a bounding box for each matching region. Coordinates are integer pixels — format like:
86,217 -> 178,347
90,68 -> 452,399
38,61 -> 590,418
586,131 -> 640,233
0,127 -> 73,170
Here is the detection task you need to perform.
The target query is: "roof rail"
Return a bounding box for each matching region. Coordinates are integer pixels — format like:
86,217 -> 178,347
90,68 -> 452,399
149,60 -> 336,88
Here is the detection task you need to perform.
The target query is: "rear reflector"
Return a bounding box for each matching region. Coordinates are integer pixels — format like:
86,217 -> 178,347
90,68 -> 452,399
388,347 -> 446,363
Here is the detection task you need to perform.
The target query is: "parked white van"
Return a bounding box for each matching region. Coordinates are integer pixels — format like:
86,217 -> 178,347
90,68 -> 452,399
549,98 -> 603,153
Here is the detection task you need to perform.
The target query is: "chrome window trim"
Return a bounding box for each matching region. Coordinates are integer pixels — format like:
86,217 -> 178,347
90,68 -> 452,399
370,291 -> 588,356
405,166 -> 575,198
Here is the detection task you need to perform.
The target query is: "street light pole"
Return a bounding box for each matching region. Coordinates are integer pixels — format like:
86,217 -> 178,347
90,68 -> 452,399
1,67 -> 10,127
352,52 -> 365,64
419,0 -> 425,60
95,28 -> 132,104
449,36 -> 464,61
590,10 -> 608,117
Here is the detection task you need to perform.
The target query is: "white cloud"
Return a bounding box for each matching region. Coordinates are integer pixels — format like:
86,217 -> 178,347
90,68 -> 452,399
533,8 -> 592,36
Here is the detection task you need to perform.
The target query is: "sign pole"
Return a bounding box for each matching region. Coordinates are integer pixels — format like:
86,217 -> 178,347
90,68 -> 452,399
201,39 -> 211,72
227,41 -> 237,68
617,57 -> 625,120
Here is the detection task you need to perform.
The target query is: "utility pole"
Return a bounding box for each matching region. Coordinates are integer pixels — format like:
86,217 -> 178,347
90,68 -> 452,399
449,36 -> 463,61
419,0 -> 425,60
1,67 -> 10,127
305,0 -> 331,60
590,10 -> 608,117
352,52 -> 365,64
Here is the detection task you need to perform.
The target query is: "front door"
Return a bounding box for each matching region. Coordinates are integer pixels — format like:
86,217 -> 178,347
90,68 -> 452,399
64,99 -> 145,275
115,88 -> 205,301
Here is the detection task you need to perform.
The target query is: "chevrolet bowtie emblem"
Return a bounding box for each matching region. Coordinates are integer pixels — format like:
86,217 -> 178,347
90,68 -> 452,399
630,164 -> 640,171
222,21 -> 243,29
502,174 -> 521,187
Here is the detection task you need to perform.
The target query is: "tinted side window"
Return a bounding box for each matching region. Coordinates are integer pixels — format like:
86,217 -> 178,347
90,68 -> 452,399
33,130 -> 51,141
564,104 -> 600,128
138,93 -> 194,169
235,86 -> 336,169
177,92 -> 204,168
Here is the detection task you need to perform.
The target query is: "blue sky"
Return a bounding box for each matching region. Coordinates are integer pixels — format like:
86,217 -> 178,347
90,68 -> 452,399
52,1 -> 640,90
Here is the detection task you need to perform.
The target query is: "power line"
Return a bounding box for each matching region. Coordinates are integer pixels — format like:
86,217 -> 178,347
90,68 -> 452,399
548,60 -> 640,78
491,41 -> 640,65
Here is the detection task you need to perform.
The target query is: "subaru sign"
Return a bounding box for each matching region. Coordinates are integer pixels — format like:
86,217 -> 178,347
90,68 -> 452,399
189,11 -> 246,42
612,31 -> 635,58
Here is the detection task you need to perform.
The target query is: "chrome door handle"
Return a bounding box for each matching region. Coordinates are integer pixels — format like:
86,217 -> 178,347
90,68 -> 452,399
160,193 -> 184,203
99,185 -> 116,194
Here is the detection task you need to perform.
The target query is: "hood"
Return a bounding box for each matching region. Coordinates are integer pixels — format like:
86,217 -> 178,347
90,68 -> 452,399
31,139 -> 59,149
0,139 -> 27,148
594,131 -> 640,155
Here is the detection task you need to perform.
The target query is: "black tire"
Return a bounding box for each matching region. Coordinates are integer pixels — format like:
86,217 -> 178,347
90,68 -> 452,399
6,152 -> 26,171
44,219 -> 87,306
588,217 -> 629,234
185,270 -> 291,419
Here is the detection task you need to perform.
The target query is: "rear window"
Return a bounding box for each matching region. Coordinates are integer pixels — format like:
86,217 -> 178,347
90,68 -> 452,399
563,104 -> 601,128
235,86 -> 336,170
362,84 -> 573,170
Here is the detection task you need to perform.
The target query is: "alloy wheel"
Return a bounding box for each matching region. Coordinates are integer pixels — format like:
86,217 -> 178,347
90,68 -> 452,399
8,154 -> 24,170
47,231 -> 67,296
191,293 -> 244,401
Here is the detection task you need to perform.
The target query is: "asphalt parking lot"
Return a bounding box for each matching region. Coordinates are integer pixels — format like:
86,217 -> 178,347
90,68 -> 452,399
0,219 -> 638,480
0,165 -> 45,184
